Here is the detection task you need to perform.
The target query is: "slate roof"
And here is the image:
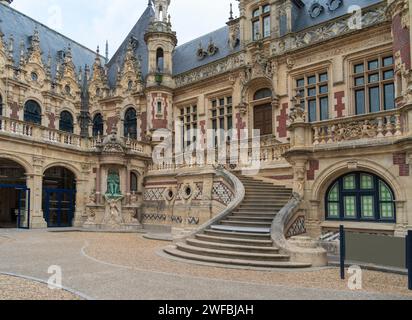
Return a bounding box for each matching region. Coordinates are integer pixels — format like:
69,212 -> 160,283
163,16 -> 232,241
172,25 -> 241,76
106,6 -> 154,88
0,3 -> 103,80
292,0 -> 383,33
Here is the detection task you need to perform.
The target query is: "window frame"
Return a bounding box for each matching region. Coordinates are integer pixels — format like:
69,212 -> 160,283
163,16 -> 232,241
59,111 -> 74,134
24,100 -> 42,125
179,103 -> 198,148
325,172 -> 396,223
295,71 -> 330,122
351,53 -> 395,115
210,96 -> 233,146
124,107 -> 138,140
251,4 -> 271,41
92,113 -> 104,137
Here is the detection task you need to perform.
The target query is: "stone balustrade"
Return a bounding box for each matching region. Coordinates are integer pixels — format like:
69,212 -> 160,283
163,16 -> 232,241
311,109 -> 404,146
0,116 -> 151,156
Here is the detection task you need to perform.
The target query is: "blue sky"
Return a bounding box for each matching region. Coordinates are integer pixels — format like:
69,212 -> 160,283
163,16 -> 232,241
13,0 -> 239,58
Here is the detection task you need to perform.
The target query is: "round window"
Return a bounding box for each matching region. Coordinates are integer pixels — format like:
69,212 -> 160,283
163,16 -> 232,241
31,72 -> 38,81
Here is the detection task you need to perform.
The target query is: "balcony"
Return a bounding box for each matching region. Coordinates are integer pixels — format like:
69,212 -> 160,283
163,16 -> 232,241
310,108 -> 408,149
0,116 -> 151,156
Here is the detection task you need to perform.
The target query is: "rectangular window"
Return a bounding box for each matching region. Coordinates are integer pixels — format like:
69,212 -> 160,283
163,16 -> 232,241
360,174 -> 374,189
384,83 -> 395,110
343,175 -> 356,190
355,90 -> 365,115
361,196 -> 375,218
179,103 -> 198,148
352,54 -> 394,114
252,20 -> 260,41
328,203 -> 340,218
210,96 -> 233,144
294,70 -> 330,122
308,100 -> 317,123
263,16 -> 271,38
369,87 -> 380,113
344,196 -> 357,218
320,97 -> 329,121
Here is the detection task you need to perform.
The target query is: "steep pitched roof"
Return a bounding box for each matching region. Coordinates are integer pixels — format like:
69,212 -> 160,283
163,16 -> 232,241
106,6 -> 154,88
0,3 -> 103,80
172,25 -> 241,76
291,0 -> 383,34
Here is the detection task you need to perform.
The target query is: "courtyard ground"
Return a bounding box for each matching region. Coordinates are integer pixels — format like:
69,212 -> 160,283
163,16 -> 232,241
0,229 -> 411,300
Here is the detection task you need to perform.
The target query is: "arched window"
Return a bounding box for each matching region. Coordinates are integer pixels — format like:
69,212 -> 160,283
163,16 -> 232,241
130,172 -> 138,192
0,94 -> 3,116
59,111 -> 74,133
24,100 -> 42,125
254,88 -> 272,100
156,48 -> 164,73
124,108 -> 137,139
92,113 -> 104,137
326,172 -> 396,222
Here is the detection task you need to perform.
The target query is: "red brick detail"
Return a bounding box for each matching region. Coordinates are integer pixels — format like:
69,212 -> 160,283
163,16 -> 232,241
106,116 -> 119,134
236,113 -> 246,139
334,91 -> 345,118
140,111 -> 147,140
393,152 -> 410,177
9,102 -> 19,120
307,160 -> 319,181
393,13 -> 411,70
151,93 -> 168,129
276,103 -> 288,138
47,113 -> 56,129
266,175 -> 294,181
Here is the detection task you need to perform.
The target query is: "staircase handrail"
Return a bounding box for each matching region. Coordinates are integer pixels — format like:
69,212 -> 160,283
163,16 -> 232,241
174,166 -> 245,243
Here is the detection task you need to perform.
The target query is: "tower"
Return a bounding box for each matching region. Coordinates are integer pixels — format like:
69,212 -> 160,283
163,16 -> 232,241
144,0 -> 177,133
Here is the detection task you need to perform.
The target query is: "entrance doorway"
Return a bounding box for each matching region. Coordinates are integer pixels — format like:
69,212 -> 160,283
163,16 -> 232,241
43,167 -> 76,228
253,104 -> 273,136
0,159 -> 30,229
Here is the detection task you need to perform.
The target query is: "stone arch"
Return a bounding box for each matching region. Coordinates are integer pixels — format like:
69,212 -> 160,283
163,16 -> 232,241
243,77 -> 274,103
0,153 -> 33,175
311,158 -> 406,204
42,162 -> 81,182
23,98 -> 43,125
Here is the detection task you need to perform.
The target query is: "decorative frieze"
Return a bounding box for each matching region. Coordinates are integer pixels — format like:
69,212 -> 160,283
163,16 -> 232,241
272,4 -> 387,56
174,52 -> 246,88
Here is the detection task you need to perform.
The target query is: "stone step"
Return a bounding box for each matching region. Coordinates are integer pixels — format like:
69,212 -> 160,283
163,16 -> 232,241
241,200 -> 287,205
204,229 -> 271,240
241,183 -> 290,189
243,196 -> 290,201
195,234 -> 274,247
244,191 -> 292,196
239,204 -> 284,209
231,212 -> 276,218
236,207 -> 279,213
164,246 -> 312,269
220,220 -> 272,228
186,238 -> 279,254
227,215 -> 274,222
175,243 -> 290,262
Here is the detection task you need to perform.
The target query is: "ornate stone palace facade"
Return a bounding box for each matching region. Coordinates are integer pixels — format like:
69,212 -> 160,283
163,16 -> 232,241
0,0 -> 411,241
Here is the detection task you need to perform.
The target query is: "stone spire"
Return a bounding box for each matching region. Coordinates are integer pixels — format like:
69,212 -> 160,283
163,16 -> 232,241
152,0 -> 171,22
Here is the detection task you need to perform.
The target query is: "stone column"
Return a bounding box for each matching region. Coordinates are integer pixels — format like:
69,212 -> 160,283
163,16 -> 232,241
73,178 -> 88,227
395,200 -> 408,236
27,157 -> 47,228
95,166 -> 101,204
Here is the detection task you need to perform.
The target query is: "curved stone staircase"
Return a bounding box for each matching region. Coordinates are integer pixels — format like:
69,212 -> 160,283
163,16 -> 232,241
164,175 -> 312,268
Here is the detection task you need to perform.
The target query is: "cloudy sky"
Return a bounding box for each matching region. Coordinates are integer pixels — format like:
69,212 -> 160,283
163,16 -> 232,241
12,0 -> 239,57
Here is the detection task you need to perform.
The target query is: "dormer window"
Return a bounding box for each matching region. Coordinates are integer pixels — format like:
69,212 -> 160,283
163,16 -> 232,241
252,4 -> 271,41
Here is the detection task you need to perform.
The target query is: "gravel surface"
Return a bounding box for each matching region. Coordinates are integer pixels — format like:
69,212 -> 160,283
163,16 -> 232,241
82,232 -> 412,298
0,274 -> 80,300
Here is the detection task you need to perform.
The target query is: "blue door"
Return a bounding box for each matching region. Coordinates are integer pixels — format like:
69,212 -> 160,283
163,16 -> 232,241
44,189 -> 75,228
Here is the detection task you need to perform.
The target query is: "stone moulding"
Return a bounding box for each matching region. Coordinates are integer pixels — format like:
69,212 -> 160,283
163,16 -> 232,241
271,3 -> 388,57
174,52 -> 246,88
271,193 -> 328,267
173,167 -> 245,243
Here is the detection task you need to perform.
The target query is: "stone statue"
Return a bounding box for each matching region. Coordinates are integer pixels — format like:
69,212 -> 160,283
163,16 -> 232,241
107,170 -> 121,196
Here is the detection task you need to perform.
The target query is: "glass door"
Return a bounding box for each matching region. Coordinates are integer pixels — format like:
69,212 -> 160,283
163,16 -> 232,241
17,188 -> 30,229
44,189 -> 75,228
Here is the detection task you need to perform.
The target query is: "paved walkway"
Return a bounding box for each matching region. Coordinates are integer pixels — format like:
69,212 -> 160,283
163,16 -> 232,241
0,229 -> 410,300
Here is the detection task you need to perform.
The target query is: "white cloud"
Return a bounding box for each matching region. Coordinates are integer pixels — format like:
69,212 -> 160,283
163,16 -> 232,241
11,0 -> 239,58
